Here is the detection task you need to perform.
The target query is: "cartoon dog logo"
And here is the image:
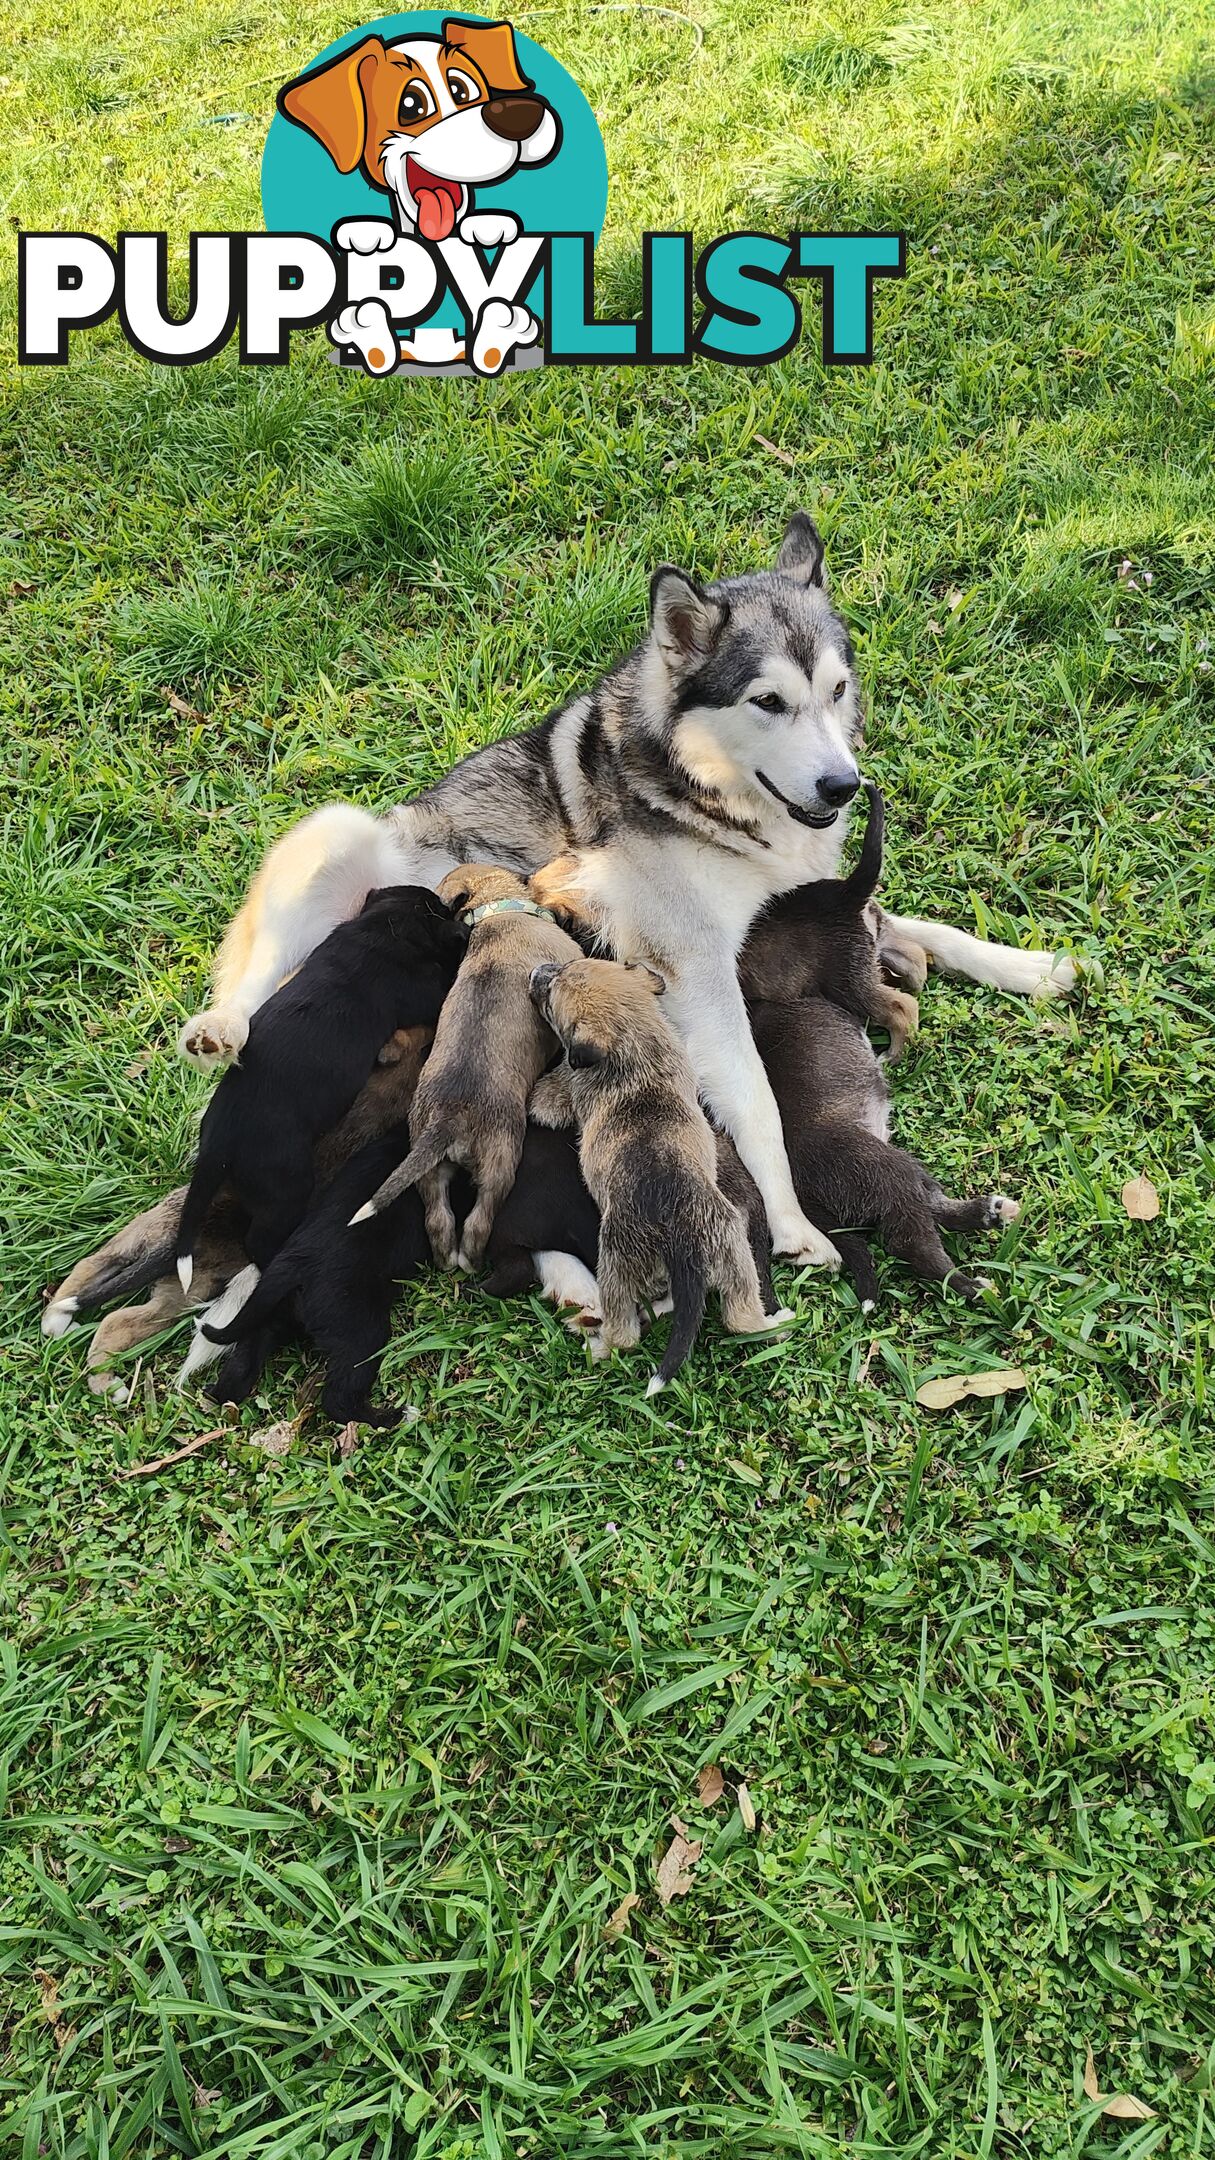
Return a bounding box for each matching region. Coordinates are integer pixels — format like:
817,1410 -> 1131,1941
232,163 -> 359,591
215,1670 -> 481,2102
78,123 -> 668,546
278,16 -> 562,376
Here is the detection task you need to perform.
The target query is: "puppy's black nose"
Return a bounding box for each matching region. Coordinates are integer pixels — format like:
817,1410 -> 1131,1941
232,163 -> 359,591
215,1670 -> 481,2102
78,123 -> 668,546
484,95 -> 546,141
818,769 -> 860,808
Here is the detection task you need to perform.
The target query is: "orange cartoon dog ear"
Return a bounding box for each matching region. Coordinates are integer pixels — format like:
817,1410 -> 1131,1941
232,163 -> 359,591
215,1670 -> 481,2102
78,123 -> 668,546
443,16 -> 532,94
278,35 -> 386,173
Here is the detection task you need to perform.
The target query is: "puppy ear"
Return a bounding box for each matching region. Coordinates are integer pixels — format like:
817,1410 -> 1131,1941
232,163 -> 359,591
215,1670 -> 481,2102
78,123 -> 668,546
640,965 -> 666,996
442,17 -> 531,94
650,567 -> 725,672
567,1032 -> 607,1069
278,35 -> 384,174
775,512 -> 827,589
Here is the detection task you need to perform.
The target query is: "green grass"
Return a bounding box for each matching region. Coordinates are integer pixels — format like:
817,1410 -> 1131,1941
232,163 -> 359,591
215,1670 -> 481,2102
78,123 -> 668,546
2,0 -> 1215,2152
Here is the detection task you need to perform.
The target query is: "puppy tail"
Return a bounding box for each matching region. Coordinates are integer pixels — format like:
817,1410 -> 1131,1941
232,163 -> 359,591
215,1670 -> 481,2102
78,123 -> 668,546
174,1152 -> 226,1296
201,1249 -> 295,1345
348,1130 -> 447,1224
838,782 -> 885,910
657,1251 -> 707,1388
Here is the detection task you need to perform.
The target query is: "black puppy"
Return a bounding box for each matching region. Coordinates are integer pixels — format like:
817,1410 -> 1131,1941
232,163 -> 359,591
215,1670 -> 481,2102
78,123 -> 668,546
202,1123 -> 431,1426
751,995 -> 1019,1305
175,887 -> 466,1285
739,784 -> 919,1059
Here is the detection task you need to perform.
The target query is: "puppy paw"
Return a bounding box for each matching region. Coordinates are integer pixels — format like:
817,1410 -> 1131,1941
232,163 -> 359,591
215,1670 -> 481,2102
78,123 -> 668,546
328,299 -> 399,376
471,297 -> 540,377
41,1294 -> 79,1338
179,1009 -> 248,1069
458,210 -> 521,248
87,1369 -> 131,1404
987,1194 -> 1021,1224
333,218 -> 399,255
586,1331 -> 612,1363
772,1217 -> 840,1271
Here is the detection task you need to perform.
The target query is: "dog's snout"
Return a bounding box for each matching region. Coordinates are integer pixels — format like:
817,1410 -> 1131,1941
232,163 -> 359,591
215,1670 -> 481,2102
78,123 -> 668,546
484,95 -> 546,141
818,769 -> 860,809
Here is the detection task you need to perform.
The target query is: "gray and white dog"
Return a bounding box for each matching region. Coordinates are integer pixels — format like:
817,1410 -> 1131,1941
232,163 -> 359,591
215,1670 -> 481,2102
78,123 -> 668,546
178,513 -> 1074,1273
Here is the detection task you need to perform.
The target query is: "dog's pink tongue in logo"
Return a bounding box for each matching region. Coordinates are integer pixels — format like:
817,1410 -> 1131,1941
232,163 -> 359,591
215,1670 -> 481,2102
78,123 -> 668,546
407,162 -> 462,242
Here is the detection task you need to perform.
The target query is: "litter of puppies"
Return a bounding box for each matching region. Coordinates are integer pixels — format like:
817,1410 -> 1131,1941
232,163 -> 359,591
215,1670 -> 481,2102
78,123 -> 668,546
43,795 -> 1025,1418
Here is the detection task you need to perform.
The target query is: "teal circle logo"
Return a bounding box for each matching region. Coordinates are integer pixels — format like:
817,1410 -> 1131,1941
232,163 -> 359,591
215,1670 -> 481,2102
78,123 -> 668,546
261,12 -> 608,374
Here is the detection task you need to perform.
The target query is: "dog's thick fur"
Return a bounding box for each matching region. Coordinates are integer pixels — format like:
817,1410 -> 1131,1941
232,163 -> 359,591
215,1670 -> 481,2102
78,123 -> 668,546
739,784 -> 918,1057
175,885 -> 466,1283
530,956 -> 790,1392
177,517 -> 1073,1299
750,997 -> 1020,1302
352,865 -> 584,1269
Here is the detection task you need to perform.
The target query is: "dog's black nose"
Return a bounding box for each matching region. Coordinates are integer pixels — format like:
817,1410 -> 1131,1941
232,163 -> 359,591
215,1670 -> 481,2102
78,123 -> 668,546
818,769 -> 860,808
484,95 -> 546,141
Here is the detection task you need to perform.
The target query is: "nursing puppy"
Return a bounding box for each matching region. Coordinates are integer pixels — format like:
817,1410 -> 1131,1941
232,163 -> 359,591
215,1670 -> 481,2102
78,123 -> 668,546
739,783 -> 918,1057
529,956 -> 791,1395
202,1125 -> 432,1426
352,864 -> 583,1271
175,886 -> 465,1285
750,994 -> 1020,1304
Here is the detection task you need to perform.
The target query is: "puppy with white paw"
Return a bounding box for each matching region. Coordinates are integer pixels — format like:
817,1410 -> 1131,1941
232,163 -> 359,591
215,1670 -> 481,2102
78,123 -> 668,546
529,956 -> 792,1395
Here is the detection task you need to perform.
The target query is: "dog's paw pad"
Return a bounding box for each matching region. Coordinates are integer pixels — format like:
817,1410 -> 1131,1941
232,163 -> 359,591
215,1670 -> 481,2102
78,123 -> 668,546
472,298 -> 539,377
990,1195 -> 1021,1223
328,299 -> 399,375
179,1009 -> 247,1069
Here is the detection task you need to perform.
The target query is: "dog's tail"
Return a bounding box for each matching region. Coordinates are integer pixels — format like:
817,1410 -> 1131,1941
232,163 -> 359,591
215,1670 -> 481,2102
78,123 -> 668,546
175,1149 -> 226,1295
347,1130 -> 447,1224
201,1245 -> 298,1346
836,782 -> 884,911
651,1248 -> 707,1393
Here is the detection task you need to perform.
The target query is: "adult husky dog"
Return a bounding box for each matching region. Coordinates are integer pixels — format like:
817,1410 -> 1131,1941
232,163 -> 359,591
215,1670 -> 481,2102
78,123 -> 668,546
179,514 -> 1074,1270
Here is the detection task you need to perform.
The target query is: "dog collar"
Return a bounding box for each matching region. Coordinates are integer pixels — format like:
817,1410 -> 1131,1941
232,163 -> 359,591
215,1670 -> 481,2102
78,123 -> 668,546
460,896 -> 557,927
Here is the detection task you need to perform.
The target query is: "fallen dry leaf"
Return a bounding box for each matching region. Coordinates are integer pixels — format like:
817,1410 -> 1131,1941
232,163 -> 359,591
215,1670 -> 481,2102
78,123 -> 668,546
337,1422 -> 359,1459
736,1781 -> 757,1833
754,432 -> 797,469
603,1891 -> 641,1941
164,687 -> 205,722
696,1762 -> 725,1807
655,1820 -> 703,1906
1084,2043 -> 1156,2121
9,578 -> 35,597
916,1368 -> 1028,1412
116,1426 -> 228,1479
1121,1175 -> 1160,1221
34,1968 -> 75,2052
251,1419 -> 296,1458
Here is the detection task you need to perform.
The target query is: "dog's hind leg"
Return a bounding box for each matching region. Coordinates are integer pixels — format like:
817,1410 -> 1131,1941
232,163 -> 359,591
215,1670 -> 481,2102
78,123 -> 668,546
179,805 -> 425,1069
932,1192 -> 1021,1233
86,1278 -> 194,1401
43,1189 -> 188,1336
715,1213 -> 793,1336
421,1164 -> 460,1271
880,1205 -> 988,1302
588,1240 -> 643,1359
455,1131 -> 525,1273
883,915 -> 1077,999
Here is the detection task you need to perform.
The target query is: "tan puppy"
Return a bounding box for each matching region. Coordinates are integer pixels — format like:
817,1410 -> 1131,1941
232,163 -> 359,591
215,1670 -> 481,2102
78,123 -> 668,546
352,865 -> 583,1270
528,956 -> 792,1395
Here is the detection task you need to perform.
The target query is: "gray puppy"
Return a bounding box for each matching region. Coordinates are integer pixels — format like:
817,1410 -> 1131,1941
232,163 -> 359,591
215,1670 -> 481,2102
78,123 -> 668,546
529,955 -> 792,1395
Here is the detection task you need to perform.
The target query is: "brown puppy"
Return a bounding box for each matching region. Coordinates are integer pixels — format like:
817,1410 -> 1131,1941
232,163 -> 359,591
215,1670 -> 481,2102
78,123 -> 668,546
352,866 -> 584,1270
528,956 -> 792,1395
43,1026 -> 435,1399
738,785 -> 919,1059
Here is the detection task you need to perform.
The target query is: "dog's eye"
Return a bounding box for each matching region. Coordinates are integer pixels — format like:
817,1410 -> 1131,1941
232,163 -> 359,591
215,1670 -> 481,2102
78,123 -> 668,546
398,80 -> 434,125
832,679 -> 847,703
447,69 -> 480,106
753,691 -> 785,715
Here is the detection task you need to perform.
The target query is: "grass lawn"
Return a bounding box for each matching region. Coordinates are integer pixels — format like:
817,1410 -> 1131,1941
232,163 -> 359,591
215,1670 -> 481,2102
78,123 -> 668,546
3,0 -> 1215,2151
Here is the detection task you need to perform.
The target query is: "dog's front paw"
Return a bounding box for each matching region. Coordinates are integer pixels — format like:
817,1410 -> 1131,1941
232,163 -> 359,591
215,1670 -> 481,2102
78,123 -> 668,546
328,299 -> 399,376
333,218 -> 399,255
458,210 -> 521,248
179,1009 -> 248,1069
772,1215 -> 841,1272
471,298 -> 540,377
987,1194 -> 1021,1224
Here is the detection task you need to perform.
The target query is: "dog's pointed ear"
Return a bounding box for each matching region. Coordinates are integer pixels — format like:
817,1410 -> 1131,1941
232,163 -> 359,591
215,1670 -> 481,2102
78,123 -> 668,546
278,35 -> 385,174
650,567 -> 725,673
442,16 -> 531,94
776,512 -> 827,589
